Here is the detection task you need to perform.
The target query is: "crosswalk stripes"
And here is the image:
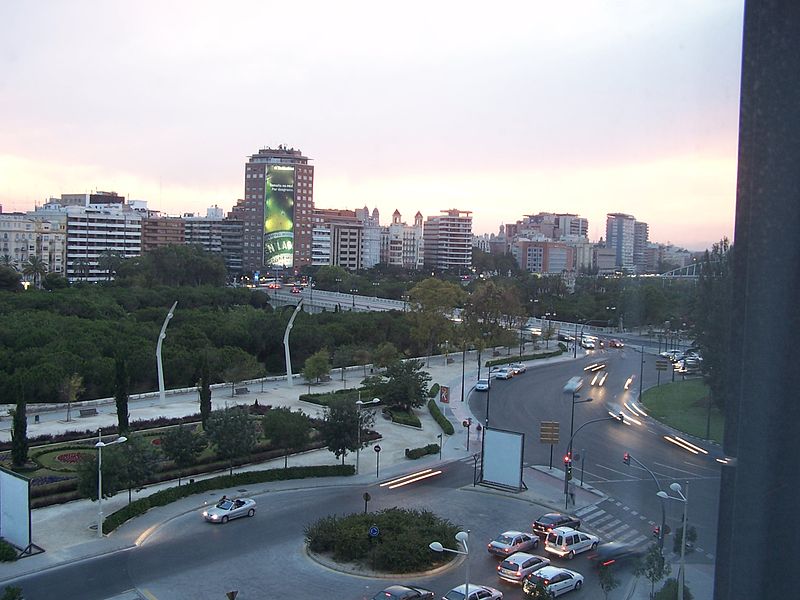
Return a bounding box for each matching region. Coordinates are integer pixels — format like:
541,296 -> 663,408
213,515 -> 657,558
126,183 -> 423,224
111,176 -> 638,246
574,504 -> 601,517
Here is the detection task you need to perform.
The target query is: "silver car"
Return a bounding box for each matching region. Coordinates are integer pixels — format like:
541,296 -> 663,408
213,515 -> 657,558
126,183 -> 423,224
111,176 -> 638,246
497,552 -> 550,583
487,530 -> 539,557
202,497 -> 256,523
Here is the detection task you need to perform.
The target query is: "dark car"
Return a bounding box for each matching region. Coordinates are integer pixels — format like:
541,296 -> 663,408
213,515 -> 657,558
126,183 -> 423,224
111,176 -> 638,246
587,542 -> 645,569
532,513 -> 581,538
372,585 -> 436,600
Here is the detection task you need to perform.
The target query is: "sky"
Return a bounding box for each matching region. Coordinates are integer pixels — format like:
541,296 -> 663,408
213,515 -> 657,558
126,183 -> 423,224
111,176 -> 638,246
0,1 -> 744,251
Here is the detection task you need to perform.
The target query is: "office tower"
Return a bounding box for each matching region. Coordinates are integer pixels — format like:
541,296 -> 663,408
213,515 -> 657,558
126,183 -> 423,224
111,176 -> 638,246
230,145 -> 314,274
605,213 -> 636,271
633,220 -> 649,273
423,209 -> 473,271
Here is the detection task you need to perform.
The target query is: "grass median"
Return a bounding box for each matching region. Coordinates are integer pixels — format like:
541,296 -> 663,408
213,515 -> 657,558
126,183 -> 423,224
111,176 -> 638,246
641,379 -> 724,444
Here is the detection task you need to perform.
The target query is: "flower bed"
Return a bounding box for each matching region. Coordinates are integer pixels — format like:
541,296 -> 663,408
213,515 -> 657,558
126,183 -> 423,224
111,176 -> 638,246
56,452 -> 89,464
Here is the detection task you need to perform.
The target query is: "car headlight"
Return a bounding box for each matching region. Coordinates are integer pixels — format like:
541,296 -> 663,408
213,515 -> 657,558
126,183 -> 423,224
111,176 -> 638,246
202,512 -> 208,517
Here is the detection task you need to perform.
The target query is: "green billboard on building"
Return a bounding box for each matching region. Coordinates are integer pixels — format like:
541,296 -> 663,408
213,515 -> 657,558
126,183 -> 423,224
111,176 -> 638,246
263,165 -> 295,267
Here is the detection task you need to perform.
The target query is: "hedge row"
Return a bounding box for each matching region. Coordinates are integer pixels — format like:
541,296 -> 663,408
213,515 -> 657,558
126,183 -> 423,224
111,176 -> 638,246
427,399 -> 455,435
485,346 -> 564,368
0,538 -> 17,562
298,387 -> 376,406
404,443 -> 440,460
103,464 -> 354,534
428,383 -> 440,398
385,408 -> 421,428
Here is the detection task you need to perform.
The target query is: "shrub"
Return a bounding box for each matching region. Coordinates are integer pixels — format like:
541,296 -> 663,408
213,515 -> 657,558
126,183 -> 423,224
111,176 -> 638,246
386,408 -> 421,428
428,383 -> 440,398
486,347 -> 563,368
427,399 -> 455,435
405,444 -> 440,459
558,342 -> 567,352
653,578 -> 694,600
0,539 -> 17,562
304,507 -> 458,573
1,586 -> 23,600
103,464 -> 353,534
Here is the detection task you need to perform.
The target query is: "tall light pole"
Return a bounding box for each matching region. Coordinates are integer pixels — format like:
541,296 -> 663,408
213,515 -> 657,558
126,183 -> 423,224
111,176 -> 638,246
639,345 -> 645,399
335,277 -> 342,294
563,377 -> 592,509
283,300 -> 304,387
355,398 -> 380,474
429,531 -> 470,598
624,452 -> 667,551
350,288 -> 357,308
156,301 -> 178,404
95,432 -> 127,538
658,482 -> 689,600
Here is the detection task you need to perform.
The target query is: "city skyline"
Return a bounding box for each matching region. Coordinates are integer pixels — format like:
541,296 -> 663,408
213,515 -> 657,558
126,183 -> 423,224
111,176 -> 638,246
0,1 -> 744,251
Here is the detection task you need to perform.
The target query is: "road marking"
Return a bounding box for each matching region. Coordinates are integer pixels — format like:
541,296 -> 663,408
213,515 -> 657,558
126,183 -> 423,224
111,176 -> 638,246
630,510 -> 638,516
598,518 -> 622,531
654,462 -> 707,477
617,529 -> 641,543
630,534 -> 648,545
615,501 -> 623,507
141,591 -> 159,600
622,506 -> 631,511
606,524 -> 631,538
593,464 -> 637,478
575,505 -> 604,517
580,468 -> 610,481
639,515 -> 647,520
590,514 -> 616,527
707,553 -> 715,559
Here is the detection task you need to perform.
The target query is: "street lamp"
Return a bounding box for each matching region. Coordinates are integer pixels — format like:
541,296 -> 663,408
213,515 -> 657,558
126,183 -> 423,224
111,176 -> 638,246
355,398 -> 380,475
335,277 -> 342,294
624,452 -> 667,551
563,377 -> 593,509
429,531 -> 470,598
350,288 -> 357,308
462,418 -> 473,451
658,482 -> 690,600
95,432 -> 127,538
157,301 -> 178,404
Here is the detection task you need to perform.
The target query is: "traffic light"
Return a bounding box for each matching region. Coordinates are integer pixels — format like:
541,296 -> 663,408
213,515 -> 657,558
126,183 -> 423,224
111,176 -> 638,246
623,452 -> 630,466
564,454 -> 573,480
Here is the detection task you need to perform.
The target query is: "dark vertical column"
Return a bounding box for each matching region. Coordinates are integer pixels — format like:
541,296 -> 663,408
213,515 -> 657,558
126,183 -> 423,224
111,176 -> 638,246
715,2 -> 800,599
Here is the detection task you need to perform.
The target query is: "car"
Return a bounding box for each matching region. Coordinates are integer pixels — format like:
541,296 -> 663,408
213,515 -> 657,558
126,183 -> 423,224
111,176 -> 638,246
581,339 -> 595,349
290,286 -> 302,294
609,339 -> 624,348
587,541 -> 645,569
487,530 -> 539,557
509,363 -> 527,374
475,378 -> 490,391
202,497 -> 256,523
442,584 -> 503,600
544,527 -> 599,559
497,552 -> 550,583
532,513 -> 581,538
371,585 -> 436,599
494,367 -> 514,380
522,566 -> 584,597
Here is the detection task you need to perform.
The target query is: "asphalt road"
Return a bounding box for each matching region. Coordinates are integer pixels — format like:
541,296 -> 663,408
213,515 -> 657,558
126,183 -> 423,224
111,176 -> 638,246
469,346 -> 721,561
13,463 -> 629,600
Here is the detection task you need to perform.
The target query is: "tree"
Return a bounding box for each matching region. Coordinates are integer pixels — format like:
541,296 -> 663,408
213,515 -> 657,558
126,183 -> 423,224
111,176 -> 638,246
691,239 -> 732,410
1,586 -> 24,600
262,408 -> 312,468
598,564 -> 621,599
635,544 -> 671,599
10,379 -> 27,468
303,349 -> 331,387
373,342 -> 400,370
21,256 -> 48,289
408,279 -> 465,362
370,359 -> 431,412
222,357 -> 262,397
60,373 -> 84,422
352,347 -> 372,377
198,356 -> 212,428
205,407 -> 259,475
0,265 -> 22,292
77,446 -> 124,501
116,434 -> 159,504
42,271 -> 68,290
319,396 -> 359,465
161,424 -> 207,485
114,355 -> 130,433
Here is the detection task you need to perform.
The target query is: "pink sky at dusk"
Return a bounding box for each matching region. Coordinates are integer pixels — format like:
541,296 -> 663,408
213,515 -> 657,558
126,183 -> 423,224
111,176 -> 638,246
0,1 -> 744,251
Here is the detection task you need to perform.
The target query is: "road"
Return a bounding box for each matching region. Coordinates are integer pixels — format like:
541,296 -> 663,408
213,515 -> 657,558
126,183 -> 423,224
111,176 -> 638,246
469,345 -> 721,561
12,462 -> 627,600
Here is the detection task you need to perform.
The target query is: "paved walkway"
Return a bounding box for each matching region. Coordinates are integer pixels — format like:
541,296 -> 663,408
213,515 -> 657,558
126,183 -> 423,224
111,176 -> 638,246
0,347 -> 714,599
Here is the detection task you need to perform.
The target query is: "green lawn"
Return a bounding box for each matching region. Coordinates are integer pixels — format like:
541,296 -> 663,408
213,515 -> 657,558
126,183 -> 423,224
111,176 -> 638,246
641,379 -> 724,444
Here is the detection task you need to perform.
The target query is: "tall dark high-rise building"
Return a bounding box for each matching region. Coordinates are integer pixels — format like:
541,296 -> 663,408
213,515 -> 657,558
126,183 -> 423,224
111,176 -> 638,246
229,145 -> 314,274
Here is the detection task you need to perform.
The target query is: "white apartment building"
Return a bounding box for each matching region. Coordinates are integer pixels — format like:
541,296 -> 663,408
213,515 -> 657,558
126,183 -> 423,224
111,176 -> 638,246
423,209 -> 473,271
0,213 -> 36,271
381,210 -> 424,269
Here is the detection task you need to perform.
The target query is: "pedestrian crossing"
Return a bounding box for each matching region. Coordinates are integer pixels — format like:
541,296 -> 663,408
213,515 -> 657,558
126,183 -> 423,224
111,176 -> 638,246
575,502 -> 649,548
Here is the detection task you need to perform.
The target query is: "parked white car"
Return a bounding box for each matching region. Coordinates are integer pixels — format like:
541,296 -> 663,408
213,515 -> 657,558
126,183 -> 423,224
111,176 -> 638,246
544,527 -> 599,559
523,566 -> 584,597
475,378 -> 490,391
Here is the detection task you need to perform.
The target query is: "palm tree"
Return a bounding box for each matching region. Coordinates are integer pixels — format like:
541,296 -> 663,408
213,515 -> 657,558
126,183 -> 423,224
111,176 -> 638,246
22,256 -> 48,289
0,254 -> 17,270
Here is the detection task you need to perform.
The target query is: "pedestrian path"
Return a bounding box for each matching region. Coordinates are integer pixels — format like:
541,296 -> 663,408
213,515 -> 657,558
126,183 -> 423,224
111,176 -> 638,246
575,501 -> 649,548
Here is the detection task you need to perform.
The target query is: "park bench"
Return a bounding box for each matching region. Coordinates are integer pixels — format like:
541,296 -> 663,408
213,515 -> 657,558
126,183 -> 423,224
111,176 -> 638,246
79,408 -> 99,418
234,387 -> 250,395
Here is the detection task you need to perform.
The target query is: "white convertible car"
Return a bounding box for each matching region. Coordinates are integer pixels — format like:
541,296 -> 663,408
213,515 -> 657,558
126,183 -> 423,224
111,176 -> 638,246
202,497 -> 256,524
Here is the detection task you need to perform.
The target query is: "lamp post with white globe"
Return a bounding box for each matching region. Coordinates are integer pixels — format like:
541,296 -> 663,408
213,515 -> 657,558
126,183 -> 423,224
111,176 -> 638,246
658,481 -> 689,600
95,433 -> 127,538
430,530 -> 470,598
